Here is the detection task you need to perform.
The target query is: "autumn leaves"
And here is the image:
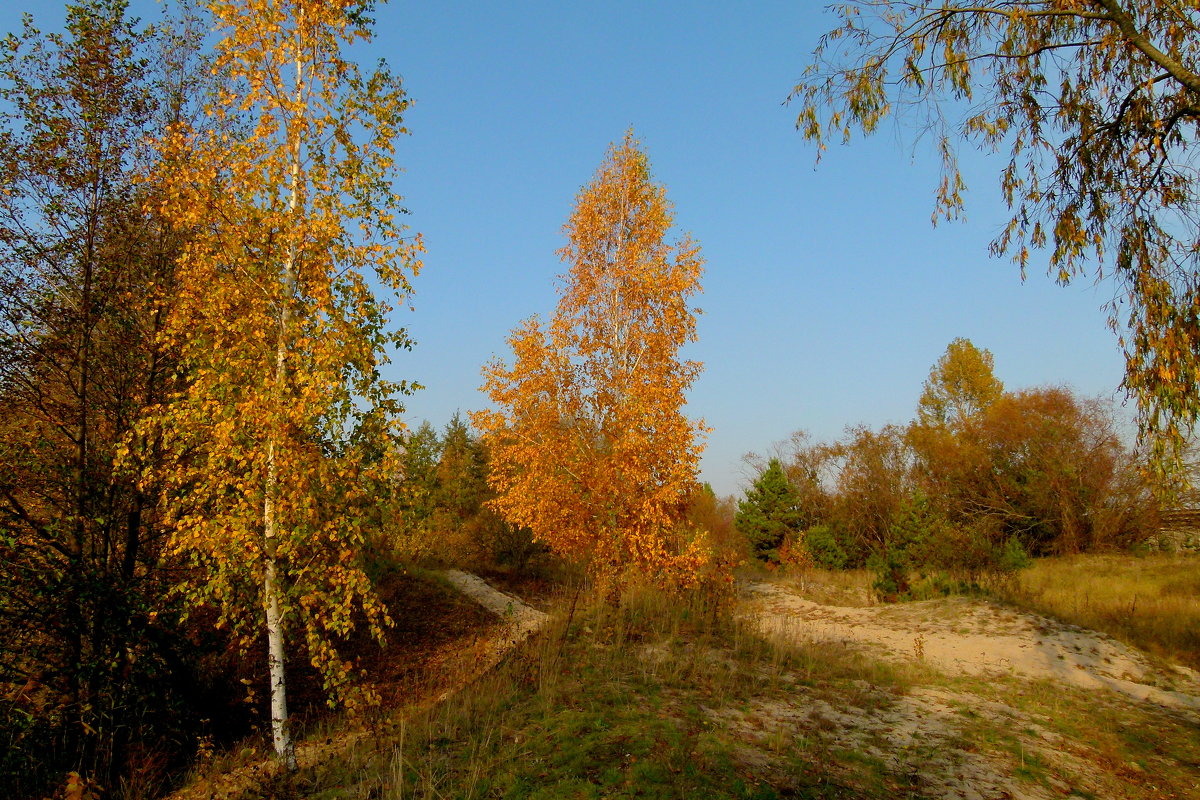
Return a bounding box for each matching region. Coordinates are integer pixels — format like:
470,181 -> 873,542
475,132 -> 716,590
148,0 -> 421,766
0,0 -> 711,782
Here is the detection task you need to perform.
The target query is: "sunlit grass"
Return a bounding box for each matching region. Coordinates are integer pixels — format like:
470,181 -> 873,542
168,566 -> 1200,800
943,670 -> 1200,799
274,582 -> 920,800
995,552 -> 1200,670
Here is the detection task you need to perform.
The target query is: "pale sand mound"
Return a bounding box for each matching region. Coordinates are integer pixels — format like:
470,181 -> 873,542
707,687 -> 1057,800
744,581 -> 1200,711
437,569 -> 550,695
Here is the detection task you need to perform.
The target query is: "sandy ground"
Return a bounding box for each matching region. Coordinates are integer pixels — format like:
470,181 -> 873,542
707,685 -> 1060,800
170,573 -> 1197,799
436,569 -> 551,698
744,581 -> 1200,710
724,579 -> 1200,800
440,570 -> 548,643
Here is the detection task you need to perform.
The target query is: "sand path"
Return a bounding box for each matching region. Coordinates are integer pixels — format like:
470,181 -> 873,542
436,570 -> 550,697
744,581 -> 1200,711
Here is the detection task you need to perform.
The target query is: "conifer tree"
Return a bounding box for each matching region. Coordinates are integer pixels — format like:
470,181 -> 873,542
736,458 -> 805,561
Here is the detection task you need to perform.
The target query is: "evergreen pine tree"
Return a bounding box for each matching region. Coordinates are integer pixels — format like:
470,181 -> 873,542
736,458 -> 805,561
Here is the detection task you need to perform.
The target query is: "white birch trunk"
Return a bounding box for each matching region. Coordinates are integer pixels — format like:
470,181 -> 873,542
263,16 -> 306,771
264,246 -> 298,770
263,506 -> 295,770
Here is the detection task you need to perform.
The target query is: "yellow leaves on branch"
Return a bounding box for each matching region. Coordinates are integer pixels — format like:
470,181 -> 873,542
789,0 -> 1200,479
474,132 -> 713,589
142,0 -> 418,708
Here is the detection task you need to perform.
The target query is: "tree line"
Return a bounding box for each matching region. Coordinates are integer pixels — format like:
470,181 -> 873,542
736,339 -> 1160,598
9,0 -> 1200,796
0,5 -> 715,796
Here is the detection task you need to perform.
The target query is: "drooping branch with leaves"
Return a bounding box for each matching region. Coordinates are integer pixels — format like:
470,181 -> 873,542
792,1 -> 1200,476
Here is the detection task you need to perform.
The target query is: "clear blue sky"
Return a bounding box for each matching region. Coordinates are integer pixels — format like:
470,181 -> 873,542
3,1 -> 1131,497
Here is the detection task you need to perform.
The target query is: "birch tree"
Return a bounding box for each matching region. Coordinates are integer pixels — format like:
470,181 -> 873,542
150,0 -> 420,768
475,133 -> 710,588
916,338 -> 1004,429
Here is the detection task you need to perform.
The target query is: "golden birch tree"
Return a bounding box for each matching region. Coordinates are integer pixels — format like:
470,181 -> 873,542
474,133 -> 710,587
791,1 -> 1200,478
916,338 -> 1004,429
148,0 -> 420,768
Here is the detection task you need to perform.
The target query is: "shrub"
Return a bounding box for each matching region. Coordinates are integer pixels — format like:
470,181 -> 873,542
905,518 -> 1029,591
868,546 -> 910,602
804,525 -> 849,570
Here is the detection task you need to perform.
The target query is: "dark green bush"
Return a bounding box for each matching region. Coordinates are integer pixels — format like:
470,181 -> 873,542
804,525 -> 849,570
868,546 -> 911,602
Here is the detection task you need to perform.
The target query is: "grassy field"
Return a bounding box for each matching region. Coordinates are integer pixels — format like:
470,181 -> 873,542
169,558 -> 1200,800
237,586 -> 930,799
995,551 -> 1200,671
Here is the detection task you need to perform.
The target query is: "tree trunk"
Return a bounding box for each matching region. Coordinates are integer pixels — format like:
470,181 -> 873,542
264,296 -> 295,769
263,508 -> 295,770
262,26 -> 306,771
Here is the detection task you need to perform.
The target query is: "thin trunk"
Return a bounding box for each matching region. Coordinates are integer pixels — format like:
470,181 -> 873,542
263,524 -> 294,770
123,296 -> 163,581
264,279 -> 296,769
75,188 -> 98,557
263,22 -> 305,771
264,261 -> 298,770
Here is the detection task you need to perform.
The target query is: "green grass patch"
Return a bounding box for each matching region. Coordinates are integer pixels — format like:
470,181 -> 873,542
940,670 -> 1200,800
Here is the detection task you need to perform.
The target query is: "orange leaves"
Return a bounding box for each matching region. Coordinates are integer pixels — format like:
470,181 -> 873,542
475,132 -> 709,587
144,0 -> 416,723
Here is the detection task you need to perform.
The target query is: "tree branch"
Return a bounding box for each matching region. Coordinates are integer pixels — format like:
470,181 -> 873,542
1093,0 -> 1200,96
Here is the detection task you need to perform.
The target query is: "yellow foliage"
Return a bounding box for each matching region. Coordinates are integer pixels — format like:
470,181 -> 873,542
142,0 -> 420,711
790,1 -> 1200,480
474,132 -> 711,589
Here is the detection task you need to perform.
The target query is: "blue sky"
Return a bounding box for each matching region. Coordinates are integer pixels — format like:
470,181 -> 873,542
2,1 -> 1131,497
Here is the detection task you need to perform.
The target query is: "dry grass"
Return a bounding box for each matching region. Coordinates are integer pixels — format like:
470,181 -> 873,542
243,581 -> 924,799
996,552 -> 1200,670
943,669 -> 1200,799
167,569 -> 1200,800
747,565 -> 874,608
